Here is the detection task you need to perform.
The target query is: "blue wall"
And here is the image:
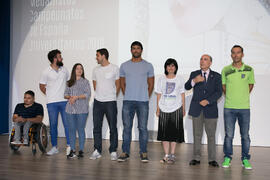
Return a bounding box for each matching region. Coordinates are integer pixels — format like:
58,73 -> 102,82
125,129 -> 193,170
0,1 -> 10,134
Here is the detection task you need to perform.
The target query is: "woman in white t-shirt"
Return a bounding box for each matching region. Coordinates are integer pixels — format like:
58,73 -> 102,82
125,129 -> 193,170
155,58 -> 185,163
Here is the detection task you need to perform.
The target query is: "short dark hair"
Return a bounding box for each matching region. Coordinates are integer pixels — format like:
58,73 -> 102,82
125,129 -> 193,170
97,48 -> 109,59
47,49 -> 61,63
164,58 -> 178,75
231,45 -> 244,53
25,90 -> 35,97
131,41 -> 143,50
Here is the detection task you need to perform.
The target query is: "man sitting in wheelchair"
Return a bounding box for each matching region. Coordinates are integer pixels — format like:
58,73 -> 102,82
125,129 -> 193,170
11,90 -> 44,145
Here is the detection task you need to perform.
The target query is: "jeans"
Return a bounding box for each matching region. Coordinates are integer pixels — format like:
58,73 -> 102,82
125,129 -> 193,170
66,113 -> 88,151
223,108 -> 251,160
122,100 -> 149,154
47,101 -> 70,147
93,100 -> 118,153
14,121 -> 32,141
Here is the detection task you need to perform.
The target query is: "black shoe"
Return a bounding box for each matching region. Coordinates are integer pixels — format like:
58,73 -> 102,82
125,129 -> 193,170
209,161 -> 219,167
140,153 -> 149,163
117,152 -> 129,162
78,150 -> 84,158
189,159 -> 200,166
67,150 -> 77,159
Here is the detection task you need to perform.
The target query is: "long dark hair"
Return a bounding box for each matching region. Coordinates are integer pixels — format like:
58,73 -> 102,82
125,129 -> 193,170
67,63 -> 85,87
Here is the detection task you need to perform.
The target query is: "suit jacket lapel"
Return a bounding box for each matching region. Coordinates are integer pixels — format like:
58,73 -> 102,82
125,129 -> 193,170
206,70 -> 214,86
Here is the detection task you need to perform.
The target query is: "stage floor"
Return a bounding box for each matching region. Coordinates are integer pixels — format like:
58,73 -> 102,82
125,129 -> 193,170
0,135 -> 269,180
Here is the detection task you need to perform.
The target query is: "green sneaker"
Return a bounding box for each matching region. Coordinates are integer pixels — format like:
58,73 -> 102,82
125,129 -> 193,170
222,157 -> 231,168
242,159 -> 252,170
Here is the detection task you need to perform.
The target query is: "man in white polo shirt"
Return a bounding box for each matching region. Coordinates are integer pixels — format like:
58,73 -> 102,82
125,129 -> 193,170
90,48 -> 120,161
39,49 -> 70,155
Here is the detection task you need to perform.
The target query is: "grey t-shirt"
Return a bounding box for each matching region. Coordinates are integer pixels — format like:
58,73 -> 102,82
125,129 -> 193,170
120,59 -> 154,101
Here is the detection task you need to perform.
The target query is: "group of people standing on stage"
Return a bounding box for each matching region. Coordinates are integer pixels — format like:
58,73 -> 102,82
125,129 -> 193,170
11,41 -> 254,170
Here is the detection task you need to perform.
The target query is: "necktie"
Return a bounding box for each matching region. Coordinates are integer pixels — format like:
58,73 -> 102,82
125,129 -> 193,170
203,72 -> 207,83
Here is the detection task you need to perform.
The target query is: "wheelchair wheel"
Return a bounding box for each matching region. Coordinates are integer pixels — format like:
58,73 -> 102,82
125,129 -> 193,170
9,128 -> 20,151
32,143 -> 37,155
36,123 -> 48,153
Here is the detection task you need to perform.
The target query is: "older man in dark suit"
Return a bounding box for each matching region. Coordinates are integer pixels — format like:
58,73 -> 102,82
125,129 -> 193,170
185,54 -> 222,167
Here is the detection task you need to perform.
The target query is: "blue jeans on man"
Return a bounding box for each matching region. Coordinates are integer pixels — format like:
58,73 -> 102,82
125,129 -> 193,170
47,101 -> 70,147
122,100 -> 149,154
223,108 -> 251,160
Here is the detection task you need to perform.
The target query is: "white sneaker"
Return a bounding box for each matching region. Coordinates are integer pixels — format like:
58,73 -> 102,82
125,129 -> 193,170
90,149 -> 102,160
66,146 -> 71,156
11,140 -> 22,145
110,152 -> 118,161
23,139 -> 28,145
46,147 -> 59,156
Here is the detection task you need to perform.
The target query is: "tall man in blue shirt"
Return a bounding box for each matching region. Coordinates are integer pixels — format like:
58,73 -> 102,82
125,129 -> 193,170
118,41 -> 154,163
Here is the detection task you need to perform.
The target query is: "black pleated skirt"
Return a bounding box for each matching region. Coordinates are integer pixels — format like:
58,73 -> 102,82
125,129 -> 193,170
157,107 -> 185,143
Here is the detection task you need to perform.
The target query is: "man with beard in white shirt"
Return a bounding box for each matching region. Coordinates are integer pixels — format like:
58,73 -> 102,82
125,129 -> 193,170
39,49 -> 70,156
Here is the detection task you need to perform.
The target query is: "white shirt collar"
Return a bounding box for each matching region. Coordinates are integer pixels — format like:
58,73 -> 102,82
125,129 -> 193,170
49,65 -> 63,72
201,69 -> 210,75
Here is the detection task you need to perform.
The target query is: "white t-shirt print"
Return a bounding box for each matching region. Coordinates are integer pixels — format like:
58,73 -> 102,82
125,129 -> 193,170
155,75 -> 185,113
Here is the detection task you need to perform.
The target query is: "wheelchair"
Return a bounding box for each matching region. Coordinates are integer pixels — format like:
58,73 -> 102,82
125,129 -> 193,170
9,123 -> 48,155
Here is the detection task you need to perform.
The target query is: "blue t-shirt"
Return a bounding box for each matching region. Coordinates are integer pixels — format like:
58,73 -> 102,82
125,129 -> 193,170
120,59 -> 154,101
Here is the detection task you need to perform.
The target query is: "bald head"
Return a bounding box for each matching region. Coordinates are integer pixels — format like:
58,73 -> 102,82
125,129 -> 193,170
200,54 -> 212,71
201,54 -> 212,61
